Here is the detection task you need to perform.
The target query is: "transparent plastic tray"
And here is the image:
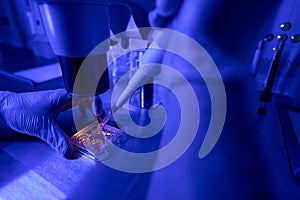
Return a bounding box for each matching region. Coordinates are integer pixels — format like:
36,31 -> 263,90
71,121 -> 126,161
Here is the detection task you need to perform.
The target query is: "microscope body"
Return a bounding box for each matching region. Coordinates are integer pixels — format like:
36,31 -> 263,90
35,0 -> 155,96
252,0 -> 300,108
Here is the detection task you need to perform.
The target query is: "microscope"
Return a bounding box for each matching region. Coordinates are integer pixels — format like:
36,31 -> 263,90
32,0 -> 157,160
34,0 -> 155,97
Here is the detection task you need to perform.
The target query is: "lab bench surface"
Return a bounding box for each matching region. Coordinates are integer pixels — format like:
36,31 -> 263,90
1,60 -> 300,200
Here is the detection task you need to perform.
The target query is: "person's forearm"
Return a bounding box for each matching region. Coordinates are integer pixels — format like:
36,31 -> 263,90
0,91 -> 13,130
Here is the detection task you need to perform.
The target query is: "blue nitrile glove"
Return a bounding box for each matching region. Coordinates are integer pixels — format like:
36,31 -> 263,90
148,0 -> 183,27
0,89 -> 74,158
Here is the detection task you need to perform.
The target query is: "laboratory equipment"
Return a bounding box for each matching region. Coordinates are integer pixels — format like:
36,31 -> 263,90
0,0 -> 58,92
252,0 -> 300,178
0,0 -> 56,59
113,59 -> 160,112
33,0 -> 156,159
71,120 -> 126,161
277,103 -> 300,178
34,0 -> 155,97
109,47 -> 156,109
112,37 -> 164,112
252,0 -> 300,113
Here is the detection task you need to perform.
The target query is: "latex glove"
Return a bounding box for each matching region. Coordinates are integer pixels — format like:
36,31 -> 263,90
149,0 -> 183,27
0,89 -> 73,158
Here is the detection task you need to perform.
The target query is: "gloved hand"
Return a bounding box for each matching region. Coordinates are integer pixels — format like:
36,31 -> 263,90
0,89 -> 74,158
